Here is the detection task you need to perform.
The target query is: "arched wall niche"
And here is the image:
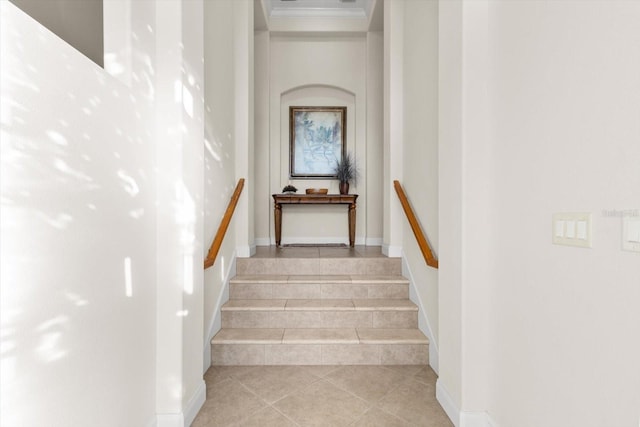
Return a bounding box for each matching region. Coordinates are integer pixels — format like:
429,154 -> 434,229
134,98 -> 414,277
275,84 -> 360,245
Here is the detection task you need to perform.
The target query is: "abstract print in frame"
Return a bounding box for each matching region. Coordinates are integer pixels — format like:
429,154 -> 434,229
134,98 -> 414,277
289,106 -> 346,179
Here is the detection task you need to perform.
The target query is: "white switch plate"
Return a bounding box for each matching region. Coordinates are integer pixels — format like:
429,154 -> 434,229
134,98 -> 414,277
622,215 -> 640,253
552,213 -> 592,248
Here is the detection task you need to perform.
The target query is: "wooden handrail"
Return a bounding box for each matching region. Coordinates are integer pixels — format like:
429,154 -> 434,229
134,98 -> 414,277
204,178 -> 245,269
393,180 -> 439,269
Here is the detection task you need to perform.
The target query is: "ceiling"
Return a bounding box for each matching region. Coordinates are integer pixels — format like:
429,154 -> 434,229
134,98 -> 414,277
256,0 -> 382,32
264,0 -> 375,19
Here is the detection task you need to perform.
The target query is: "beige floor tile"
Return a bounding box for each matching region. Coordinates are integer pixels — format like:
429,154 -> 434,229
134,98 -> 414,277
233,366 -> 321,404
283,328 -> 359,344
372,311 -> 418,328
235,406 -> 298,427
322,311 -> 372,328
351,407 -> 412,427
298,365 -> 343,378
211,344 -> 266,366
414,365 -> 439,385
264,344 -> 322,365
321,344 -> 380,365
367,284 -> 409,299
229,283 -> 273,300
222,311 -> 271,329
380,344 -> 428,365
285,299 -> 355,310
377,378 -> 452,426
272,283 -> 322,299
270,311 -> 324,328
273,379 -> 370,426
192,378 -> 266,426
324,365 -> 411,403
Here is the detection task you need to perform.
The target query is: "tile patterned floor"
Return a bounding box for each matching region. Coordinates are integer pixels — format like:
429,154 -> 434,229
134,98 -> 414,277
193,365 -> 453,427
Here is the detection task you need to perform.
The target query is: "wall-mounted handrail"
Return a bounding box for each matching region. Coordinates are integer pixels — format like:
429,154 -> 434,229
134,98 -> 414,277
393,180 -> 439,269
204,178 -> 245,269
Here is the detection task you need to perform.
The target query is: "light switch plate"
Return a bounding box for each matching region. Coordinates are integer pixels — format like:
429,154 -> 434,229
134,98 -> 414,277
552,213 -> 592,248
622,215 -> 640,253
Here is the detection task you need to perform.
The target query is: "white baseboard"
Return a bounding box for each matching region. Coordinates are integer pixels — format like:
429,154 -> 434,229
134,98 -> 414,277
436,379 -> 460,426
257,237 -> 379,247
401,253 -> 439,374
382,244 -> 402,257
156,414 -> 183,427
365,237 -> 383,246
279,236 -> 350,245
436,380 -> 498,427
203,253 -> 236,373
184,380 -> 206,427
254,237 -> 271,246
236,245 -> 252,258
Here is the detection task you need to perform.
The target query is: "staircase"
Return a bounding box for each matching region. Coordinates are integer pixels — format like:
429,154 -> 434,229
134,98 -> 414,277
211,247 -> 429,365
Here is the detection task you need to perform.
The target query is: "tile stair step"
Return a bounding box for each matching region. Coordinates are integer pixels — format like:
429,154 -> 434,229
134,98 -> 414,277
221,310 -> 418,329
236,257 -> 402,276
229,275 -> 410,300
211,328 -> 428,345
210,328 -> 429,366
221,299 -> 419,329
221,299 -> 418,311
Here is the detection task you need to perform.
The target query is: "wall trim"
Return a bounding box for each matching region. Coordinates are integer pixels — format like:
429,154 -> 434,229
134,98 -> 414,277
401,252 -> 439,374
203,253 -> 236,373
436,380 -> 498,427
382,244 -> 402,257
365,237 -> 383,246
277,236 -> 351,246
184,379 -> 206,427
436,379 -> 460,427
254,237 -> 271,246
236,245 -> 252,258
155,414 -> 183,427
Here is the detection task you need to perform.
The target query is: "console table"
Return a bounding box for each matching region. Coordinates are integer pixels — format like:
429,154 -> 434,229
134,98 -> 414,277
272,193 -> 358,247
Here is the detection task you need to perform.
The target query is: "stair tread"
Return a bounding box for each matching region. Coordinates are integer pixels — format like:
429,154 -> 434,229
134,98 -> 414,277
222,298 -> 417,311
212,328 -> 284,344
222,300 -> 287,311
283,328 -> 359,344
212,327 -> 427,345
231,274 -> 409,284
357,328 -> 429,344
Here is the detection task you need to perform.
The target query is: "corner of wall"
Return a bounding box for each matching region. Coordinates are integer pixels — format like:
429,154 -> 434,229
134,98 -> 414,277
436,379 -> 499,427
184,379 -> 206,427
203,253 -> 237,373
401,253 -> 439,374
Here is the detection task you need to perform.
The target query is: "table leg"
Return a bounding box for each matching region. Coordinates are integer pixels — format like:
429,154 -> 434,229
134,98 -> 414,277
348,202 -> 356,247
274,203 -> 282,246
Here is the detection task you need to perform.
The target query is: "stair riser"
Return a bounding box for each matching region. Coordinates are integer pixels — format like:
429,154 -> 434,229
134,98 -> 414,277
236,258 -> 402,276
211,343 -> 428,366
222,311 -> 418,329
230,283 -> 409,300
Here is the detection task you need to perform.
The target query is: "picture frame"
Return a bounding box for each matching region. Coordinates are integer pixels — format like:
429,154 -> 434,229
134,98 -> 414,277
289,106 -> 346,179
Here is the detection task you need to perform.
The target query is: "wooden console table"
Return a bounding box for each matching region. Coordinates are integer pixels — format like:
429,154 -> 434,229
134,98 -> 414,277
272,193 -> 358,247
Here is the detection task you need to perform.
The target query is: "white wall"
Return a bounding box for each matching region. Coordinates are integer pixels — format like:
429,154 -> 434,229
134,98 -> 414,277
438,1 -> 640,426
0,2 -> 157,425
254,33 -> 383,245
1,1 -> 208,425
202,0 -> 238,373
401,0 -> 440,364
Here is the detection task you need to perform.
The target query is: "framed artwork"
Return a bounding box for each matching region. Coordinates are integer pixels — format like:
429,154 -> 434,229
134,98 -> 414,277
289,106 -> 346,179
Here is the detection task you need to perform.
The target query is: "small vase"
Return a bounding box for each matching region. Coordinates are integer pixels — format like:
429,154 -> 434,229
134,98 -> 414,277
339,181 -> 349,195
